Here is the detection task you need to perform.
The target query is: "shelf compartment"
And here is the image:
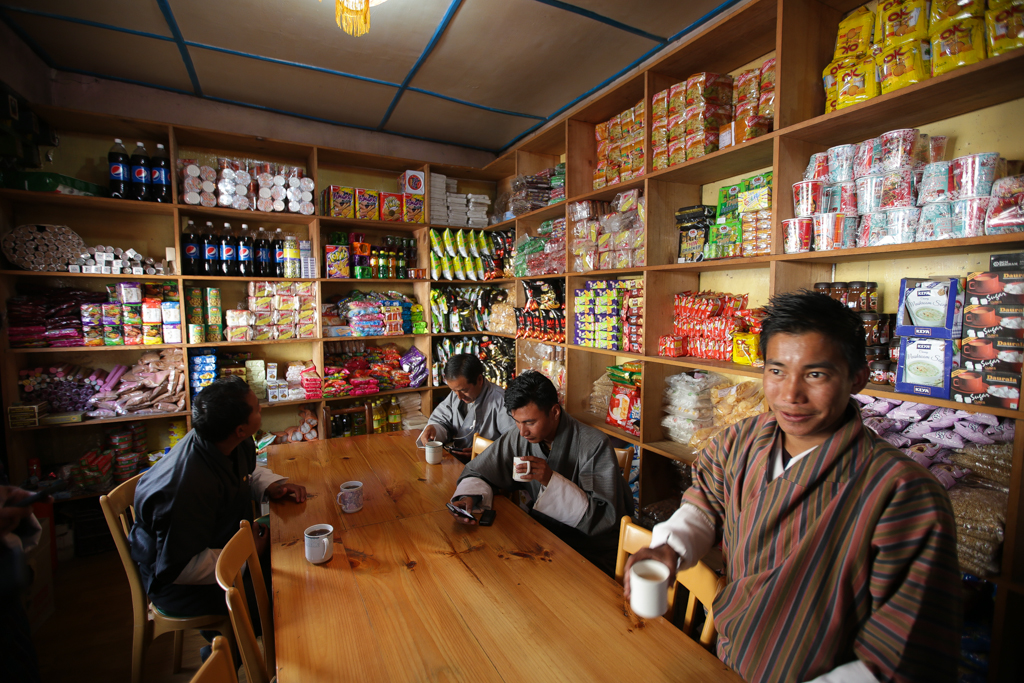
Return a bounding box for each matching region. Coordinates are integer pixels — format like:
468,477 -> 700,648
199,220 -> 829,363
322,334 -> 426,342
0,270 -> 179,281
187,338 -> 321,349
10,411 -> 188,432
0,188 -> 175,216
318,216 -> 426,232
643,440 -> 697,465
645,133 -> 777,186
859,386 -> 1023,420
259,397 -> 320,409
773,232 -> 1024,264
431,331 -> 516,339
432,279 -> 516,285
8,344 -> 184,354
572,410 -> 640,445
321,277 -> 431,284
177,205 -> 315,226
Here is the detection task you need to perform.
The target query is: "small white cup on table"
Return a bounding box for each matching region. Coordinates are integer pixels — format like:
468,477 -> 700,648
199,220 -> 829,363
304,524 -> 334,565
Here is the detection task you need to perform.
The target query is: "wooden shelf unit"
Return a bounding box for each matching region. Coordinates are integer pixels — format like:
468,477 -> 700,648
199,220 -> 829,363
3,1 -> 1024,677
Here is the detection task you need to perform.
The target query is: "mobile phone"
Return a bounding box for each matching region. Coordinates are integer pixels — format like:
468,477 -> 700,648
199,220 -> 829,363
446,501 -> 476,520
6,480 -> 67,508
479,509 -> 496,526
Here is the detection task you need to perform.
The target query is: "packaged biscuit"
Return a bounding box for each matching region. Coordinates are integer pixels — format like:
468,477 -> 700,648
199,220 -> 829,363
931,17 -> 987,76
686,73 -> 733,106
668,82 -> 687,116
356,188 -> 380,220
142,324 -> 162,345
882,0 -> 929,49
987,6 -> 1024,57
759,57 -> 777,91
718,181 -> 747,222
253,325 -> 276,341
879,40 -> 931,93
930,0 -> 984,35
652,118 -> 668,147
379,192 -> 404,221
875,0 -> 904,45
206,324 -> 224,341
834,6 -> 875,59
837,56 -> 880,109
652,89 -> 669,119
322,186 -> 355,218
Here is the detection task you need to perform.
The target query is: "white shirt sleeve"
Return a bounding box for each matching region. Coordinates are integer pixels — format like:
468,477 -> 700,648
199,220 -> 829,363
173,548 -> 221,585
804,660 -> 878,683
250,465 -> 287,501
452,477 -> 494,510
532,471 -> 589,527
649,502 -> 717,571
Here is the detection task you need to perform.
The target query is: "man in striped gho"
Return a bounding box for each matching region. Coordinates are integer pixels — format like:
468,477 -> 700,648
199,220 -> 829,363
625,290 -> 960,683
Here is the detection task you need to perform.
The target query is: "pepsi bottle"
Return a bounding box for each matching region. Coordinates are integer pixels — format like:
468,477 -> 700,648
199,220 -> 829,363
108,139 -> 129,199
220,222 -> 238,276
151,143 -> 171,203
130,142 -> 151,201
182,219 -> 200,275
254,227 -> 271,277
202,221 -> 219,275
272,228 -> 286,278
237,224 -> 253,277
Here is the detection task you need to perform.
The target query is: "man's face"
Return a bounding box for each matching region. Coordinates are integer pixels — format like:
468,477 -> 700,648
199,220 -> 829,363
510,402 -> 561,444
446,374 -> 484,404
239,390 -> 263,438
764,331 -> 868,451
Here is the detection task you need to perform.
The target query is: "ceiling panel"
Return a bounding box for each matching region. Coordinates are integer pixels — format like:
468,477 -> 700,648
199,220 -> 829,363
12,14 -> 195,92
385,90 -> 537,150
568,0 -> 725,39
169,0 -> 450,85
1,0 -> 172,37
189,46 -> 398,129
409,0 -> 657,118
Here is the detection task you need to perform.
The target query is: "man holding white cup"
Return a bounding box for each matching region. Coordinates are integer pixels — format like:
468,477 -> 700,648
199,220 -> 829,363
448,371 -> 629,575
624,291 -> 961,683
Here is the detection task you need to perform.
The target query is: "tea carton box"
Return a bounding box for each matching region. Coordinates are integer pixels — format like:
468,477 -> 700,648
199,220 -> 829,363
895,277 -> 965,340
951,367 -> 1021,410
895,337 -> 960,400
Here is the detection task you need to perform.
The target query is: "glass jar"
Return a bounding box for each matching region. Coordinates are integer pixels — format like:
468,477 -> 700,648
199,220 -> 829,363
878,313 -> 890,345
814,282 -> 831,297
869,360 -> 889,384
866,282 -> 879,312
886,363 -> 897,386
889,337 -> 901,363
848,281 -> 866,312
866,345 -> 884,362
831,282 -> 850,306
860,311 -> 880,345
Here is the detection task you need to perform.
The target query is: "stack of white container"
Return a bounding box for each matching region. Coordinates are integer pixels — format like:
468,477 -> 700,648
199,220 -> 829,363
447,189 -> 468,227
430,173 -> 449,225
467,194 -> 491,228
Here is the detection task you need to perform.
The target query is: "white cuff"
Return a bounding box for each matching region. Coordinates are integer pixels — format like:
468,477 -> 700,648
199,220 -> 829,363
532,471 -> 589,527
251,465 -> 287,501
174,548 -> 221,585
804,660 -> 878,683
649,503 -> 717,571
429,422 -> 449,443
452,477 -> 494,510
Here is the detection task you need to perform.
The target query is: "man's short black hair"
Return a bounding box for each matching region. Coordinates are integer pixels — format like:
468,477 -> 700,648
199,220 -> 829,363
759,290 -> 867,377
504,370 -> 559,413
443,354 -> 484,384
191,376 -> 254,442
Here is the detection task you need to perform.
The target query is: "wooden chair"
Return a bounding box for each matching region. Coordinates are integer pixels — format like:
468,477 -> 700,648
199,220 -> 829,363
470,432 -> 493,460
190,636 -> 237,683
215,521 -> 275,683
325,402 -> 372,437
614,446 -> 634,483
614,516 -> 677,620
100,473 -> 235,683
676,560 -> 727,650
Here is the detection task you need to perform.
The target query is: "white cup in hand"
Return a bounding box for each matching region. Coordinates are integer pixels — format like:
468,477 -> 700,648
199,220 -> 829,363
629,559 -> 671,618
512,456 -> 531,482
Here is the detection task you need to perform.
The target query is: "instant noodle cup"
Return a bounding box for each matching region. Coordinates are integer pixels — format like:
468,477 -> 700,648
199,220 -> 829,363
824,181 -> 859,214
853,138 -> 884,179
984,175 -> 1024,235
841,215 -> 860,249
931,18 -> 987,76
918,162 -> 952,204
860,211 -> 888,246
952,197 -> 991,237
931,0 -> 985,36
783,218 -> 814,253
793,180 -> 825,217
879,40 -> 931,93
880,169 -> 916,209
882,0 -> 929,49
950,152 -> 1001,199
885,207 -> 921,243
987,6 -> 1024,57
837,57 -> 880,109
856,175 -> 886,214
827,144 -> 856,183
918,201 -> 955,240
804,153 -> 830,181
881,128 -> 920,171
929,136 -> 948,163
812,212 -> 846,251
834,6 -> 876,59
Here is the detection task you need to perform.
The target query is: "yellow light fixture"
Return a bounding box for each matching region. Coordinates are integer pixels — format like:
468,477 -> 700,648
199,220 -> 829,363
320,0 -> 388,37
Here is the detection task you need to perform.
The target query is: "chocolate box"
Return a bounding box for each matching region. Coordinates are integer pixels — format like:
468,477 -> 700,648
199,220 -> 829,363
951,367 -> 1021,410
895,277 -> 965,340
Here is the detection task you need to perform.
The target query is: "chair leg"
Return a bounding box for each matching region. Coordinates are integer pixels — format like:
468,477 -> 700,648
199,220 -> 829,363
132,625 -> 148,683
172,630 -> 184,674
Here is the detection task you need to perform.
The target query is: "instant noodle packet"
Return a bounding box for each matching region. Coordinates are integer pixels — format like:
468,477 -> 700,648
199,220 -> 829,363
931,17 -> 987,76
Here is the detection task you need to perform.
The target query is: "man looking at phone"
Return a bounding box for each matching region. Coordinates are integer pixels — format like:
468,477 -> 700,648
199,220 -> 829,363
449,371 -> 630,574
420,354 -> 516,460
625,292 -> 960,683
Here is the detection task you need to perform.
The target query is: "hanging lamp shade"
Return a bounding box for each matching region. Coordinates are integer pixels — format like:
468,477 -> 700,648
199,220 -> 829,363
321,0 -> 388,37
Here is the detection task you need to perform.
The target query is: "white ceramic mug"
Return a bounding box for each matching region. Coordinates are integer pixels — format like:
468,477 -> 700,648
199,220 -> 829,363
512,456 -> 531,482
337,481 -> 364,513
629,559 -> 671,618
424,440 -> 443,465
304,524 -> 334,565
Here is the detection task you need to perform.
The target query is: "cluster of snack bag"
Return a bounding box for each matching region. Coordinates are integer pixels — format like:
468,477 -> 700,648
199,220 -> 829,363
512,218 -> 566,276
574,278 -> 644,353
511,165 -> 566,212
660,371 -> 767,452
569,189 -> 646,272
79,281 -> 181,347
593,103 -> 646,190
606,362 -> 642,437
674,171 -> 773,263
322,290 -> 423,338
323,342 -> 425,398
430,284 -> 509,334
658,291 -> 765,365
431,336 -> 514,389
428,228 -> 513,281
825,1 -> 1023,112
216,280 -> 318,343
516,280 -> 566,343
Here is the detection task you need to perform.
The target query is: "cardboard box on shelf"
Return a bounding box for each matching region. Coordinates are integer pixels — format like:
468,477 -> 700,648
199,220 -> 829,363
951,368 -> 1021,410
895,337 -> 960,400
965,271 -> 1024,306
963,302 -> 1024,340
961,337 -> 1024,373
895,277 -> 965,340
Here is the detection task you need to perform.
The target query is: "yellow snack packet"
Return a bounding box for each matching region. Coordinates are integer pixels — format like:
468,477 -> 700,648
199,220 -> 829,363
826,82 -> 839,113
835,6 -> 875,59
822,56 -> 858,94
930,0 -> 984,35
732,333 -> 762,367
883,0 -> 929,48
836,57 -> 880,110
879,40 -> 931,93
987,6 -> 1024,57
875,0 -> 905,45
931,17 -> 987,76
989,0 -> 1024,10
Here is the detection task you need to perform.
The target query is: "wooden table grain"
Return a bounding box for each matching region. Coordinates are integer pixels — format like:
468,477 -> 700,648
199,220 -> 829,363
267,431 -> 743,683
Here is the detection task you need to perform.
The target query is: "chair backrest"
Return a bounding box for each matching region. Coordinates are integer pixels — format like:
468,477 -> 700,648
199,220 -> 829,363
215,521 -> 274,683
614,446 -> 634,482
326,402 -> 372,437
676,561 -> 726,649
614,516 -> 677,616
99,473 -> 148,632
471,433 -> 493,460
190,635 -> 238,683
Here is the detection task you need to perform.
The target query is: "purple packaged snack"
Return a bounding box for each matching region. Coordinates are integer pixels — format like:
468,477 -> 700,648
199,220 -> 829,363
923,407 -> 958,429
852,394 -> 874,405
881,432 -> 913,448
907,450 -> 933,469
953,421 -> 997,445
928,464 -> 962,489
923,429 -> 966,449
954,410 -> 999,427
983,421 -> 1015,443
889,401 -> 934,421
902,422 -> 935,441
861,399 -> 898,417
864,416 -> 898,435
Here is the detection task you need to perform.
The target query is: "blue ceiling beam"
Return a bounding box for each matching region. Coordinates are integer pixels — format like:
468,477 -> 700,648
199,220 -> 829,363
0,7 -> 56,68
377,0 -> 464,131
530,0 -> 666,43
154,0 -> 203,96
405,87 -> 545,120
1,4 -> 175,42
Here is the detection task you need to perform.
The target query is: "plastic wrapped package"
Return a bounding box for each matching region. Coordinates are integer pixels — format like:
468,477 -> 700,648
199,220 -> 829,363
985,175 -> 1024,235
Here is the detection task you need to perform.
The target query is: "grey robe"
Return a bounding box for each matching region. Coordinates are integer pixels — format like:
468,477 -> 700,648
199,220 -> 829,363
426,378 -> 516,449
454,411 -> 629,573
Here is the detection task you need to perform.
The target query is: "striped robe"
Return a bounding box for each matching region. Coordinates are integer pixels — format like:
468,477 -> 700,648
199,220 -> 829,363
684,404 -> 961,683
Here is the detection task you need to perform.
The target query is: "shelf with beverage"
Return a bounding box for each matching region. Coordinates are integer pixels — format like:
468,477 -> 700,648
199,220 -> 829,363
178,221 -> 309,280
10,411 -> 189,432
178,205 -> 316,225
0,188 -> 175,215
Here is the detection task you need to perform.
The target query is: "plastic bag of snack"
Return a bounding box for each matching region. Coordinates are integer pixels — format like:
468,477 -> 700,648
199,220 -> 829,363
882,0 -> 928,49
837,56 -> 880,109
759,57 -> 777,92
986,5 -> 1024,57
985,175 -> 1024,235
931,0 -> 984,35
931,17 -> 987,77
442,228 -> 457,257
879,40 -> 930,93
834,6 -> 875,59
652,89 -> 669,119
429,229 -> 444,256
735,68 -> 760,103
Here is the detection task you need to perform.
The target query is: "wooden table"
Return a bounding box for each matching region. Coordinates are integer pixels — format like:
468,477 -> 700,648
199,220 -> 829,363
267,431 -> 743,683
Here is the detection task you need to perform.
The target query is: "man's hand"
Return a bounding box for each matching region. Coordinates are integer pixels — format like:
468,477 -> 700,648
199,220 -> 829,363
449,447 -> 472,460
450,496 -> 478,526
267,481 -> 307,503
623,545 -> 679,599
0,486 -> 37,537
253,522 -> 270,557
420,425 -> 438,443
516,456 -> 553,486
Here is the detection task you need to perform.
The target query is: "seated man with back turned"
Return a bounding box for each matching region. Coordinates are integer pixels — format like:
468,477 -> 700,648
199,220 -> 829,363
130,376 -> 306,628
626,291 -> 961,683
449,371 -> 630,575
420,354 -> 516,460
